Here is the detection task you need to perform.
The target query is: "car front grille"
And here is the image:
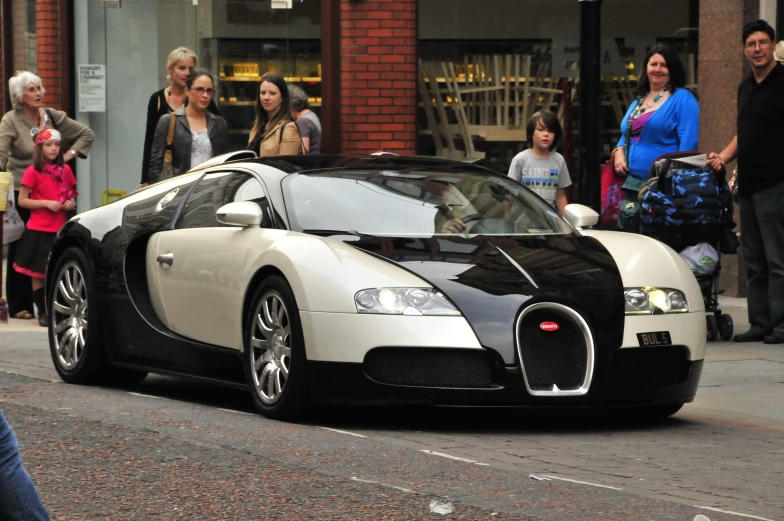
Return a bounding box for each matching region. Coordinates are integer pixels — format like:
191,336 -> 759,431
516,304 -> 593,395
363,347 -> 494,388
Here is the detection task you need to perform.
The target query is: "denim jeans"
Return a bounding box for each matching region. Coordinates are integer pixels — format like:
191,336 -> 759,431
0,411 -> 50,521
740,180 -> 784,334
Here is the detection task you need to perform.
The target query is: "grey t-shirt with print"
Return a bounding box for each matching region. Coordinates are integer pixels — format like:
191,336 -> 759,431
295,112 -> 322,155
507,149 -> 572,206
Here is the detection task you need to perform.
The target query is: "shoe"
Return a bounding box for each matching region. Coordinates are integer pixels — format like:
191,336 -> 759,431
13,310 -> 33,320
38,314 -> 48,328
763,331 -> 784,344
734,330 -> 765,342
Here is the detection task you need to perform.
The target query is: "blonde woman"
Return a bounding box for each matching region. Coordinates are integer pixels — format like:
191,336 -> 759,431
141,46 -> 220,185
247,72 -> 301,157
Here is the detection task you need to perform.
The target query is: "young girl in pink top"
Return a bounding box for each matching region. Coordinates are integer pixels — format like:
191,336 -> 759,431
14,129 -> 77,327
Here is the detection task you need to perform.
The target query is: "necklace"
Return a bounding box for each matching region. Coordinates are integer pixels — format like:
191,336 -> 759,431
632,86 -> 669,119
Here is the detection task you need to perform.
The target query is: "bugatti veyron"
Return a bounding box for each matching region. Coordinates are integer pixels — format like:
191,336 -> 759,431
45,153 -> 706,420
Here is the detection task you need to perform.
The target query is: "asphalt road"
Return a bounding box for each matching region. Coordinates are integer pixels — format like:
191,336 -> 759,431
0,310 -> 782,521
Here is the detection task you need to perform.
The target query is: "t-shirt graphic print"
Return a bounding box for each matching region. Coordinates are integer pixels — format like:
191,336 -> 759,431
507,149 -> 572,206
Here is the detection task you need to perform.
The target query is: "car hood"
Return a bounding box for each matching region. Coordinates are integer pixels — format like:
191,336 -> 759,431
348,235 -> 625,364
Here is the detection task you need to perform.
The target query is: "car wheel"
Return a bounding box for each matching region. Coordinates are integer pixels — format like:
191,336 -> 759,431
719,314 -> 734,341
48,247 -> 105,384
244,275 -> 308,420
706,315 -> 718,342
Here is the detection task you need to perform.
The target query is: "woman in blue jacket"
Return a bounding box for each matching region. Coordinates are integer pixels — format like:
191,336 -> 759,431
612,44 -> 700,231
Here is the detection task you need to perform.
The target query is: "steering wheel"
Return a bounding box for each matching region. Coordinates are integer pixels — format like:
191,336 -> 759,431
460,213 -> 483,224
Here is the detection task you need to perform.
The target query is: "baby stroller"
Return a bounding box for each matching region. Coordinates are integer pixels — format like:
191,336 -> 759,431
638,151 -> 738,341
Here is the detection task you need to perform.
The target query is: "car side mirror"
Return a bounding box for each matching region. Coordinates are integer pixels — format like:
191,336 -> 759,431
216,201 -> 263,227
564,204 -> 599,229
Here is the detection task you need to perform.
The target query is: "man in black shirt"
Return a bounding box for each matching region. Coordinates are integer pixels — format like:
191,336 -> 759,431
708,20 -> 784,343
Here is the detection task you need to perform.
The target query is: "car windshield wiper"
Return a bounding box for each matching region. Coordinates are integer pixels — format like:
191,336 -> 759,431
301,229 -> 372,239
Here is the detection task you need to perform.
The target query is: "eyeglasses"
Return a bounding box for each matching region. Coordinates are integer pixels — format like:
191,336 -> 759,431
746,40 -> 773,49
192,87 -> 215,96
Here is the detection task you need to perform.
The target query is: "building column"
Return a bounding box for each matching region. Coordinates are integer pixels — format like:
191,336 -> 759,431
698,0 -> 760,298
36,0 -> 62,110
339,0 -> 417,155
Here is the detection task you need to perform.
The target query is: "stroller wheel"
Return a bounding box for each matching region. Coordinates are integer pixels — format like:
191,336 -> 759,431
706,315 -> 718,342
719,314 -> 734,341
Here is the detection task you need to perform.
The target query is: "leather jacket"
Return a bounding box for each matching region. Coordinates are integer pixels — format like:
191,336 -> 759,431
148,106 -> 232,183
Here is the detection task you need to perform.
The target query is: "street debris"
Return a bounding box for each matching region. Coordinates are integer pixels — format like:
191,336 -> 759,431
694,516 -> 711,521
529,474 -> 552,481
429,500 -> 454,515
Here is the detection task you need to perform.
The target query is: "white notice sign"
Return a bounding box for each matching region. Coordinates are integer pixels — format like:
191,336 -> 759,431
77,64 -> 106,112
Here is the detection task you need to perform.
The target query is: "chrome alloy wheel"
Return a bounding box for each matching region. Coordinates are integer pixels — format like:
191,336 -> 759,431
52,261 -> 88,369
250,290 -> 292,404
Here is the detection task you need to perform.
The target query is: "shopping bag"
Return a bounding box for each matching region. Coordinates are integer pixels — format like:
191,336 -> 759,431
600,164 -> 623,228
679,242 -> 719,275
2,177 -> 25,244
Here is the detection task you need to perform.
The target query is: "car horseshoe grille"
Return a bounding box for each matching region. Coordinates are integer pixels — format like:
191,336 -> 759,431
52,261 -> 88,370
515,302 -> 594,396
250,291 -> 292,405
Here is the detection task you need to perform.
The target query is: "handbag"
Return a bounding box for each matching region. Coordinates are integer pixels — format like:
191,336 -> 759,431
159,112 -> 177,182
600,163 -> 624,227
3,177 -> 25,244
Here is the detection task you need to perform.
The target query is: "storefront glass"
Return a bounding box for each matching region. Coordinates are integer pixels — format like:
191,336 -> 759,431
417,0 -> 699,169
74,0 -> 321,209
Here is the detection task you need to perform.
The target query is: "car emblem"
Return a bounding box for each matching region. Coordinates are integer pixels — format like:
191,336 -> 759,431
540,321 -> 559,332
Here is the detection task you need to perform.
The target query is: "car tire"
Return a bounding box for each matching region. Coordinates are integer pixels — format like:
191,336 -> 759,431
48,247 -> 106,384
243,275 -> 308,420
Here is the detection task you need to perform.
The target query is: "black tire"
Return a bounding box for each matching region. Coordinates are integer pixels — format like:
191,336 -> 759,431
243,275 -> 308,420
706,315 -> 718,342
48,247 -> 106,384
719,314 -> 734,341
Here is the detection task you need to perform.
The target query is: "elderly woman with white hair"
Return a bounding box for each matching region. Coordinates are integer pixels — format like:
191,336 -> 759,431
0,70 -> 93,321
140,46 -> 221,186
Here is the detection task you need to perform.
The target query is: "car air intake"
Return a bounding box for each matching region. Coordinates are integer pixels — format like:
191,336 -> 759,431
363,347 -> 494,388
515,303 -> 594,396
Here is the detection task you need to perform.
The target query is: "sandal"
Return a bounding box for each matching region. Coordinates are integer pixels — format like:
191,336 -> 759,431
13,310 -> 34,320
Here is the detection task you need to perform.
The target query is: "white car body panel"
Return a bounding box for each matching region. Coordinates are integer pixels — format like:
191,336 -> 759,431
583,229 -> 706,359
150,227 -> 256,348
300,312 -> 482,362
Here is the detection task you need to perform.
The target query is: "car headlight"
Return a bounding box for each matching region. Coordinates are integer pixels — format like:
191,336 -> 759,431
354,288 -> 461,316
624,287 -> 689,315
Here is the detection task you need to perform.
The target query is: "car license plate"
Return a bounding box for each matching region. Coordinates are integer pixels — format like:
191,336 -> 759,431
637,331 -> 672,346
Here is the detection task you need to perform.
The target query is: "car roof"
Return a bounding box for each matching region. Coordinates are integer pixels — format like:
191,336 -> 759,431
243,155 -> 506,177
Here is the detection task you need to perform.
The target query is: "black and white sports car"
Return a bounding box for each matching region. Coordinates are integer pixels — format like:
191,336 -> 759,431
46,153 -> 705,420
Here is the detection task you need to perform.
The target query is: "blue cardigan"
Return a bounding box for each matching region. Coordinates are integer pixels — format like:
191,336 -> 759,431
617,88 -> 700,179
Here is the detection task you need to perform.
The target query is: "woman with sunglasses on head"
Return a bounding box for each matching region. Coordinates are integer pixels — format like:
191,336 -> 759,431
140,47 -> 221,186
148,68 -> 231,183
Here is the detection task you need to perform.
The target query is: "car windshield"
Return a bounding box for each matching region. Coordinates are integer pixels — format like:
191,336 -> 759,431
283,169 -> 574,237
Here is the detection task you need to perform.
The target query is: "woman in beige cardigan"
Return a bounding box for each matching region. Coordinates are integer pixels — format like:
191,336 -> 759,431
0,70 -> 94,320
247,72 -> 301,157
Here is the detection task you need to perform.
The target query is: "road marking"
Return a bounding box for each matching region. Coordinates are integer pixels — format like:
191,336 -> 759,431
540,475 -> 623,490
320,427 -> 367,438
351,477 -> 420,494
128,392 -> 168,400
420,449 -> 489,466
694,506 -> 775,521
217,408 -> 256,416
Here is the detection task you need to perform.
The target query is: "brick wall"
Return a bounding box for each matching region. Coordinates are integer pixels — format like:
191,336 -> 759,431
36,0 -> 62,110
340,0 -> 417,155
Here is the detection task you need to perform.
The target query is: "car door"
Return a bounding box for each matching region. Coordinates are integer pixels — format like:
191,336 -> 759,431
150,169 -> 276,349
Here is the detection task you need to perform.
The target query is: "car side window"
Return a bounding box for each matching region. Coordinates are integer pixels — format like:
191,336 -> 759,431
176,171 -> 273,230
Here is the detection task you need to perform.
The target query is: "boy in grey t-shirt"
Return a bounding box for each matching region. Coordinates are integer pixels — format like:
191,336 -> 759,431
508,110 -> 572,214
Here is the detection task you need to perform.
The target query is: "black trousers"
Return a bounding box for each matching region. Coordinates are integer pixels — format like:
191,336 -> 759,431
6,190 -> 34,316
740,180 -> 784,334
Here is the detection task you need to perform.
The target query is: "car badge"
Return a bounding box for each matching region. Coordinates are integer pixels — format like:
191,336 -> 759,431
540,321 -> 559,332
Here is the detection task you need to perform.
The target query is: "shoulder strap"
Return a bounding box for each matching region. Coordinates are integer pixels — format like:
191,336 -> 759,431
166,112 -> 176,147
44,108 -> 57,130
278,121 -> 289,146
